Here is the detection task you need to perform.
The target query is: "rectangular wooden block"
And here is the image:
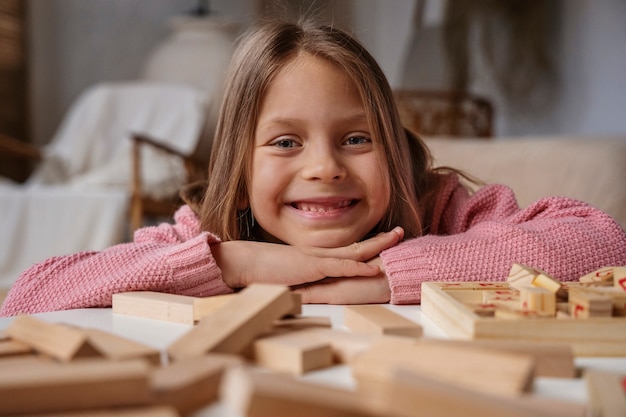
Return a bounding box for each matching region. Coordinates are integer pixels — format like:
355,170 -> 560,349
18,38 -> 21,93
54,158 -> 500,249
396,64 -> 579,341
507,263 -> 537,290
112,292 -> 197,325
193,294 -> 238,321
6,315 -> 100,362
18,406 -> 181,417
614,266 -> 626,291
351,338 -> 535,399
416,339 -> 576,378
580,266 -> 615,285
253,328 -> 333,375
568,289 -> 612,318
151,353 -> 242,415
0,358 -> 152,415
585,369 -> 626,417
83,328 -> 162,365
519,287 -> 556,316
272,316 -> 332,330
220,366 -> 376,417
167,284 -> 295,360
380,368 -> 586,417
299,327 -> 378,364
0,339 -> 32,357
343,305 -> 422,339
531,272 -> 563,294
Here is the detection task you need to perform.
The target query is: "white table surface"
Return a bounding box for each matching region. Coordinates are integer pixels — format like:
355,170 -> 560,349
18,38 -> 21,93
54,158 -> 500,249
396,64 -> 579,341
2,304 -> 625,416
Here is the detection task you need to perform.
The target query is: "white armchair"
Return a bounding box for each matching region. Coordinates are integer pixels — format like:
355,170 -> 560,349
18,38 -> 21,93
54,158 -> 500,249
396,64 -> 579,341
0,81 -> 207,289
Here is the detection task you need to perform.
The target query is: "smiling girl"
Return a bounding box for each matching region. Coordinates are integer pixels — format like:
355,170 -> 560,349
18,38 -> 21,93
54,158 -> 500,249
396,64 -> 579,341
2,19 -> 625,316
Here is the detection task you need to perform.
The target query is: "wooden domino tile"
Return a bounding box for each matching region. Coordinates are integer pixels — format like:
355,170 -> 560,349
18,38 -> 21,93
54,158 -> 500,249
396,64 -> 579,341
421,281 -> 626,356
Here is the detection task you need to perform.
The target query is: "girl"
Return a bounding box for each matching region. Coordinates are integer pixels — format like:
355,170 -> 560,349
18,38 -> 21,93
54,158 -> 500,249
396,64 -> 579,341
2,19 -> 625,316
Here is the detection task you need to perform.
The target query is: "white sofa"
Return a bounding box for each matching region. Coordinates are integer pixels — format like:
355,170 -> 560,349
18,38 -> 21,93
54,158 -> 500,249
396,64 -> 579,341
425,136 -> 626,230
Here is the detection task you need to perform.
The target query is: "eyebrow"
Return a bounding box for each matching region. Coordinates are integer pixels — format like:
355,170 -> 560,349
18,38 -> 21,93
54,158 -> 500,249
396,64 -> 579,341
257,113 -> 369,130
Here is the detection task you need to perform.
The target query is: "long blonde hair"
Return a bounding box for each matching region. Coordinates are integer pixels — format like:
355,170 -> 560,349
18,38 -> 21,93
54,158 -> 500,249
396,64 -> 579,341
191,19 -> 442,241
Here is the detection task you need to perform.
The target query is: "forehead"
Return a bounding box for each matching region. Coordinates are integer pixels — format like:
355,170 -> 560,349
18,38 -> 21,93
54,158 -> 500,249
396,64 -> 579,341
258,53 -> 367,122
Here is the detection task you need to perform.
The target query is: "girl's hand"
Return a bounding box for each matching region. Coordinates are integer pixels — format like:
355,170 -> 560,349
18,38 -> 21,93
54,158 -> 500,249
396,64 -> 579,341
212,227 -> 403,290
292,256 -> 391,304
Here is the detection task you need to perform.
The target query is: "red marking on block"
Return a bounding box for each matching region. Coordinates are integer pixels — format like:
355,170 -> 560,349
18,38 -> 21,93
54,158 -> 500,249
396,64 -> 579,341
618,277 -> 626,290
621,377 -> 626,395
573,304 -> 585,318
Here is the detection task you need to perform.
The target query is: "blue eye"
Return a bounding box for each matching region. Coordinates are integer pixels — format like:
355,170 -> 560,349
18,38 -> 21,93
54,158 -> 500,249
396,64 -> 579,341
272,138 -> 299,148
344,136 -> 371,145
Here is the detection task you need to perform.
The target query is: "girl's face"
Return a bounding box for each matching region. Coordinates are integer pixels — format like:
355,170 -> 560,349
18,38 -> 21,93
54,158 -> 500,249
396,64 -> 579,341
249,53 -> 391,248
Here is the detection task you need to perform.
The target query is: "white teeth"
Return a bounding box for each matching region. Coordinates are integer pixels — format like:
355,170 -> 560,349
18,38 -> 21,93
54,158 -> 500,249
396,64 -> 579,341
295,200 -> 351,212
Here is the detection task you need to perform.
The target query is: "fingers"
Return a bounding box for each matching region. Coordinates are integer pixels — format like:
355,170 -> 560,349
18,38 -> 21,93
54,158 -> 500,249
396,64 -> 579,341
311,226 -> 404,262
294,275 -> 391,304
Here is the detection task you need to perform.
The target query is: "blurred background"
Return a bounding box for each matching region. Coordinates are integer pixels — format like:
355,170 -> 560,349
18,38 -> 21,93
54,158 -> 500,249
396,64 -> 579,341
2,0 -> 624,151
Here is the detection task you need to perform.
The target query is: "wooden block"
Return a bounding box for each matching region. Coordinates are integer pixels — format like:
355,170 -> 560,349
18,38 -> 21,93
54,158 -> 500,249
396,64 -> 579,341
519,287 -> 556,316
112,292 -> 197,325
568,289 -> 612,318
273,315 -> 332,330
82,328 -> 162,365
614,266 -> 626,291
192,293 -> 238,321
167,284 -> 295,360
220,366 -> 376,417
467,303 -> 497,317
253,328 -> 333,375
494,307 -> 553,319
580,266 -> 615,286
422,281 -> 626,356
299,327 -> 378,364
416,338 -> 576,378
507,263 -> 538,290
585,369 -> 626,417
531,272 -> 563,294
350,338 -> 535,399
343,305 -> 422,339
287,292 -> 303,316
6,315 -> 100,362
0,339 -> 32,357
482,289 -> 520,310
379,368 -> 586,417
151,353 -> 242,415
0,358 -> 152,415
18,406 -> 181,417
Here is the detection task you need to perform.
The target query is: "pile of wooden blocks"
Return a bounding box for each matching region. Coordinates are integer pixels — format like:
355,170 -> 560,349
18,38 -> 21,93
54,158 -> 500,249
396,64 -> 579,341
0,282 -> 620,416
476,264 -> 626,319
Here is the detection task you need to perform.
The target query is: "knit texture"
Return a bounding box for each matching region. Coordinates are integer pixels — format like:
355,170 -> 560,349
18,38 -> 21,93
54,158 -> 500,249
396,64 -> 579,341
1,206 -> 232,316
2,174 -> 625,315
382,175 -> 626,304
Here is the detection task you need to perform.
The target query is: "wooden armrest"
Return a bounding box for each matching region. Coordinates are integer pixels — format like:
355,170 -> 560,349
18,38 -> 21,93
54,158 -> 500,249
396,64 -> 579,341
0,133 -> 42,160
130,132 -> 206,232
131,133 -> 189,158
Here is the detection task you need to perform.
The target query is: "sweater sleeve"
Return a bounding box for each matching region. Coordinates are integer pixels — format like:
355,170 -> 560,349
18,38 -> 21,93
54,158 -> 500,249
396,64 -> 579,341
382,175 -> 626,304
0,206 -> 233,316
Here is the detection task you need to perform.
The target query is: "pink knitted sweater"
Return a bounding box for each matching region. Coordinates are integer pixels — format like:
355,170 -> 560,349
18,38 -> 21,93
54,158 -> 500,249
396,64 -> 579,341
2,174 -> 625,316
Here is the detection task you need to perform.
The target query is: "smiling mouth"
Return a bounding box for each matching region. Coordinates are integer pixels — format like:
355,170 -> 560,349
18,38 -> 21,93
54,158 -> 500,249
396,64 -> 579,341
290,200 -> 357,213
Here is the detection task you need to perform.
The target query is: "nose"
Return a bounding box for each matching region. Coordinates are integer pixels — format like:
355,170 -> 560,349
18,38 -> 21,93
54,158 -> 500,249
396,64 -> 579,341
300,142 -> 347,182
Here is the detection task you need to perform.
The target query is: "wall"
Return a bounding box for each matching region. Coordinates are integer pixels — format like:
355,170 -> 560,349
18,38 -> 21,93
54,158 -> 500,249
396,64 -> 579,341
28,0 -> 626,145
